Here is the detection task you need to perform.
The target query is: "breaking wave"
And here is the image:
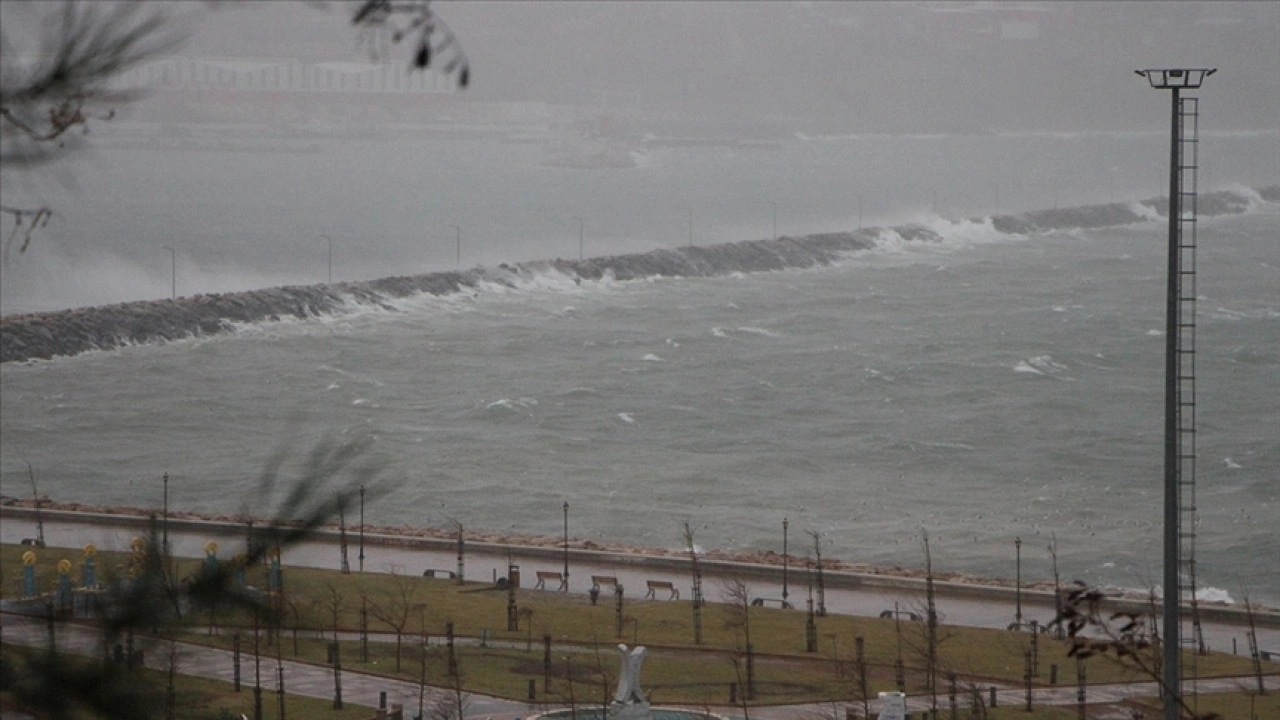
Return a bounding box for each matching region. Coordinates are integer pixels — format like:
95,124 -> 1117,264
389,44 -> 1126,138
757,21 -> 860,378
2,187 -> 1274,363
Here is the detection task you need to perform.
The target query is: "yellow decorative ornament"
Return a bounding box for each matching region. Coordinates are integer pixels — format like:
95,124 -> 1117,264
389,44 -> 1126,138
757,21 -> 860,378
205,541 -> 219,556
57,559 -> 73,575
131,537 -> 145,553
83,544 -> 97,558
22,550 -> 37,566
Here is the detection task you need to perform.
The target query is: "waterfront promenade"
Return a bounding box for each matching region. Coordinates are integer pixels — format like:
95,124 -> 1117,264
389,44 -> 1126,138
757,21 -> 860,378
3,507 -> 1278,719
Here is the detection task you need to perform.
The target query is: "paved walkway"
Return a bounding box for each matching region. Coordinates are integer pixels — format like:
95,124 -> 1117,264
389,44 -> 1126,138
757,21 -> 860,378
4,513 -> 1278,718
4,614 -> 1277,719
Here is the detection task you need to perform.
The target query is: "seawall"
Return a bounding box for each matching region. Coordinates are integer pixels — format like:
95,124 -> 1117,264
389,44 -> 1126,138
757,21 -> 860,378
2,187 -> 1274,364
4,504 -> 1276,630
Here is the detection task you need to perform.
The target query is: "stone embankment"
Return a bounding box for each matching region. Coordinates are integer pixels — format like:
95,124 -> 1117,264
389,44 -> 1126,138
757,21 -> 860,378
2,188 -> 1274,364
5,499 -> 1277,628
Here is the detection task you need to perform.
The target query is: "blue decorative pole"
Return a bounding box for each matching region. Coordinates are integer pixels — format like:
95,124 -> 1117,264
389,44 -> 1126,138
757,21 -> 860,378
23,550 -> 37,597
57,558 -> 73,612
82,545 -> 96,588
205,541 -> 219,577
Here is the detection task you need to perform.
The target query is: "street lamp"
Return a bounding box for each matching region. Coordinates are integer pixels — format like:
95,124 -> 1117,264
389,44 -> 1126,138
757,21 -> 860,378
562,501 -> 569,591
162,472 -> 170,557
1014,536 -> 1023,631
161,246 -> 175,299
782,518 -> 789,601
358,485 -> 365,573
570,216 -> 584,261
448,224 -> 461,269
1136,66 -> 1216,720
682,206 -> 693,246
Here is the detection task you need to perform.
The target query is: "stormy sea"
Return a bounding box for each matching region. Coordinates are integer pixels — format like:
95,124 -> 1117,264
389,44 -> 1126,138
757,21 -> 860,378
2,129 -> 1277,606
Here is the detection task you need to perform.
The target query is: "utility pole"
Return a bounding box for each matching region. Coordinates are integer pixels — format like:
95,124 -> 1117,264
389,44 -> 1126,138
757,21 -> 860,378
1014,536 -> 1023,631
562,501 -> 570,591
161,246 -> 176,299
781,518 -> 789,602
323,234 -> 333,284
358,485 -> 365,573
571,216 -> 584,261
162,472 -> 170,559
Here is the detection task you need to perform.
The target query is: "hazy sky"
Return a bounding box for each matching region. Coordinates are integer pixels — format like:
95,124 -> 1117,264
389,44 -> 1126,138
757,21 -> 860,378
2,1 -> 1276,135
163,0 -> 1280,134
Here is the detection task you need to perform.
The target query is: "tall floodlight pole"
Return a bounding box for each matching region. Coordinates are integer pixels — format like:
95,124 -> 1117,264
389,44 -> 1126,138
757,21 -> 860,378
449,225 -> 461,269
1136,66 -> 1215,720
782,518 -> 789,602
571,216 -> 584,261
161,246 -> 176,299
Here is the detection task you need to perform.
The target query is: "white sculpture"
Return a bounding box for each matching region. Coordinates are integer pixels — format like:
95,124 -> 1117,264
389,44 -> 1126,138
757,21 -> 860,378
611,644 -> 649,719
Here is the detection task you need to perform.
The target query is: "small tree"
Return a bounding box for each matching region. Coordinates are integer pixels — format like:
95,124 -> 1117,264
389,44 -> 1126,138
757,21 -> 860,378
369,567 -> 424,672
721,578 -> 756,701
683,521 -> 704,644
1051,582 -> 1225,720
318,582 -> 347,710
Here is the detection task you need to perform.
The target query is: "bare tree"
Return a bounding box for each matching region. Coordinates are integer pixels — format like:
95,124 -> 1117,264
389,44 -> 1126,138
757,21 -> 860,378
318,582 -> 347,710
24,460 -> 46,547
1050,582 -> 1225,720
721,578 -> 756,701
1,0 -> 469,254
922,530 -> 939,717
683,521 -> 704,644
1242,595 -> 1265,698
369,567 -> 424,672
1049,535 -> 1064,640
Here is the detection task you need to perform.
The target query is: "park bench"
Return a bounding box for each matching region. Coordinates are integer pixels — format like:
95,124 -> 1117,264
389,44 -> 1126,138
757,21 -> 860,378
534,570 -> 567,591
591,575 -> 619,591
645,579 -> 679,600
422,568 -> 456,579
879,609 -> 922,621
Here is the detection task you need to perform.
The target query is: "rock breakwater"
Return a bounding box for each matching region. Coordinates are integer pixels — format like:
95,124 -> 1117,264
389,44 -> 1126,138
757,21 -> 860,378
2,188 -> 1272,364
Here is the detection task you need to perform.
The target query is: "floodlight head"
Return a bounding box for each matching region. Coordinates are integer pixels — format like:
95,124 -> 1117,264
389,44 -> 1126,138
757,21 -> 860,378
1136,68 -> 1217,90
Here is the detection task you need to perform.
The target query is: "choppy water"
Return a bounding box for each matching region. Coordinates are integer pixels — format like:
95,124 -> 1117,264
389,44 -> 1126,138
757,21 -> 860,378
1,130 -> 1277,606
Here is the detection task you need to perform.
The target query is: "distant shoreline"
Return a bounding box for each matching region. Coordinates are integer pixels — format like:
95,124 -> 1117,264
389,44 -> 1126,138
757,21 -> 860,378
5,497 -> 1276,626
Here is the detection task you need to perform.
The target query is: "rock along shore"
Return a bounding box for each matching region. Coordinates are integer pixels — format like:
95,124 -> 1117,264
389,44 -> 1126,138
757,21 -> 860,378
3,187 -> 1274,364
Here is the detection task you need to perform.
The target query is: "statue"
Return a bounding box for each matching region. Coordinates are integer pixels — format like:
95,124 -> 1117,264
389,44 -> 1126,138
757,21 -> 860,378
611,644 -> 650,720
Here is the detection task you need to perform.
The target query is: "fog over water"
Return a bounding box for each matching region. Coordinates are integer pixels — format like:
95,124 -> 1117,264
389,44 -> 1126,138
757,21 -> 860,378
1,2 -> 1277,604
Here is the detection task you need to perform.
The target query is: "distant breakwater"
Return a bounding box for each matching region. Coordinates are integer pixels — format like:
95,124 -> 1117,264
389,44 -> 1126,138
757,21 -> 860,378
2,187 -> 1275,364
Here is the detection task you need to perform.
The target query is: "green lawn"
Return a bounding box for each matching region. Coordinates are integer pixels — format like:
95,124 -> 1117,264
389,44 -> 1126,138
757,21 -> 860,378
4,542 -> 1274,714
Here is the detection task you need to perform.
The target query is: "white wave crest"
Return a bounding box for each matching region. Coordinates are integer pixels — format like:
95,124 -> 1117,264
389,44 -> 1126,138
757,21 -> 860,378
486,397 -> 538,410
1014,355 -> 1069,376
1129,201 -> 1163,222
